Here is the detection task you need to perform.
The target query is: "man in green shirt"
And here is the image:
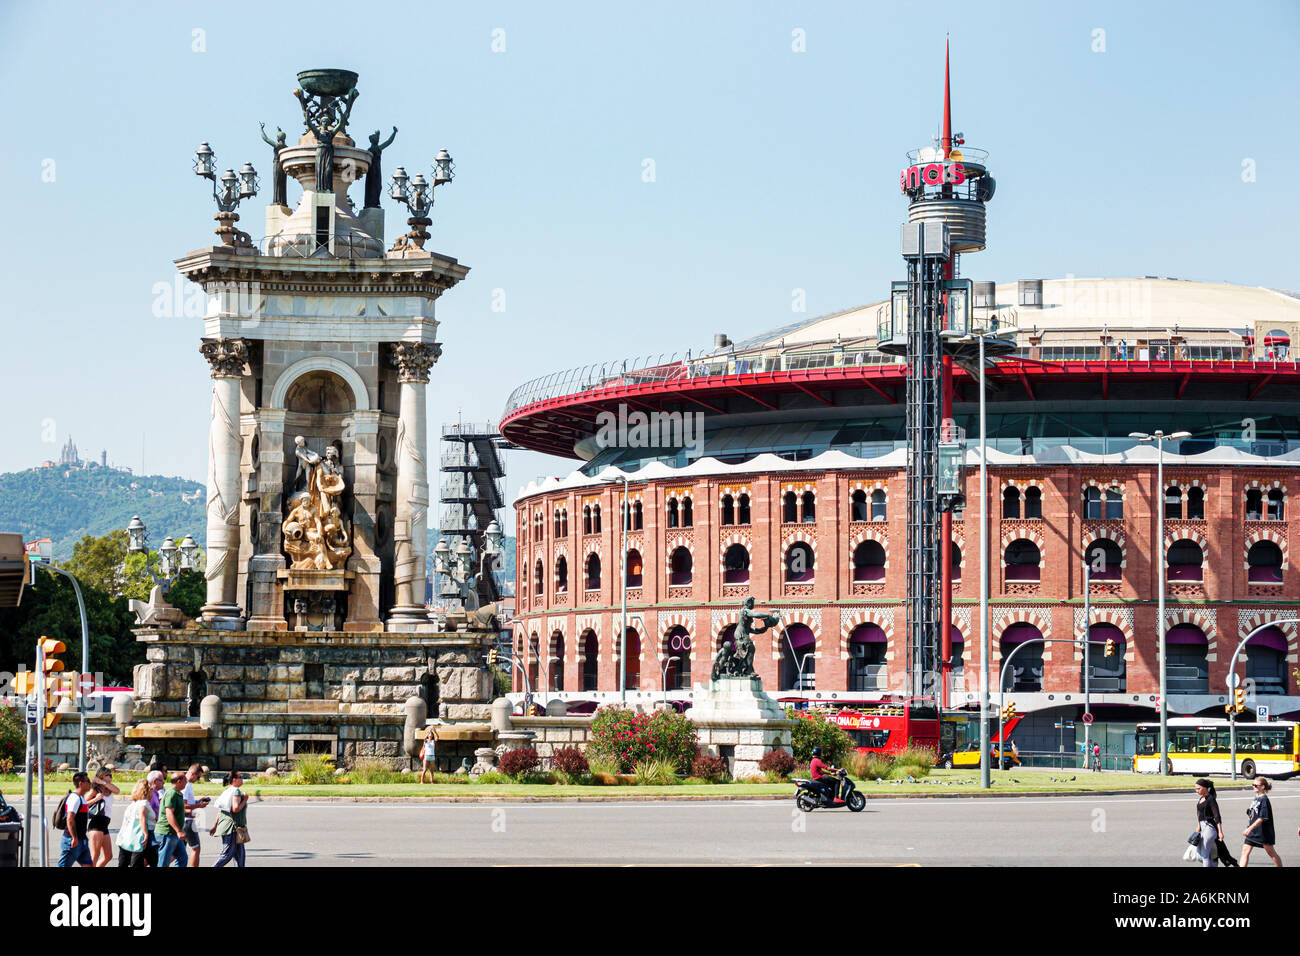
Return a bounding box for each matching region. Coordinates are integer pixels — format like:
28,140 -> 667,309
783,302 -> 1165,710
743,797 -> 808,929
154,773 -> 189,867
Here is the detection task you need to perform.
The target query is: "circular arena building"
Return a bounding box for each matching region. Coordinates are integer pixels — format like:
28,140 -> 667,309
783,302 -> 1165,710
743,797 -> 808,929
501,276 -> 1300,749
499,53 -> 1300,755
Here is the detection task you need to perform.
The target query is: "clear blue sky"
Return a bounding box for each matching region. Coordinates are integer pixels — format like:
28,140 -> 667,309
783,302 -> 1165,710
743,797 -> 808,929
2,0 -> 1297,532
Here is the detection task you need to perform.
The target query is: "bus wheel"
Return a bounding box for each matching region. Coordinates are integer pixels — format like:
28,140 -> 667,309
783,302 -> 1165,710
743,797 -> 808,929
1241,760 -> 1257,780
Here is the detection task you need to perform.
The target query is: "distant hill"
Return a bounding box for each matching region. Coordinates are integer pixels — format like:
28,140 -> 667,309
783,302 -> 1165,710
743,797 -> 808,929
0,467 -> 205,559
0,467 -> 518,583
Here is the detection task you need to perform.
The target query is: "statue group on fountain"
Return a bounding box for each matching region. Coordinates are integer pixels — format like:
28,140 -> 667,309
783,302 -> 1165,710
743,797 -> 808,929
282,436 -> 351,570
711,597 -> 780,681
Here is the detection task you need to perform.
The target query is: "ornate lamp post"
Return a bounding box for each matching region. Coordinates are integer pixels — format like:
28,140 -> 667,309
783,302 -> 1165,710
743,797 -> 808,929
388,150 -> 454,251
126,515 -> 202,597
193,143 -> 259,248
432,519 -> 503,609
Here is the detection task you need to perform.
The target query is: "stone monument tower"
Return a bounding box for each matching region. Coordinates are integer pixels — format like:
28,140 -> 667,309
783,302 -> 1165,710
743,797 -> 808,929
126,69 -> 497,771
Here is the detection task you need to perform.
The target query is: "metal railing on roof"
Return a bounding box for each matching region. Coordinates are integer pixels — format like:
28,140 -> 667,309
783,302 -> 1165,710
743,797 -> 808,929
502,337 -> 1300,420
259,232 -> 386,259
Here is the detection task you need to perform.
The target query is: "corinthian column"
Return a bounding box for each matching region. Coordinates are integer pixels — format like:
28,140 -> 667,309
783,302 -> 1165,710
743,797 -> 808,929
199,338 -> 248,629
388,341 -> 440,628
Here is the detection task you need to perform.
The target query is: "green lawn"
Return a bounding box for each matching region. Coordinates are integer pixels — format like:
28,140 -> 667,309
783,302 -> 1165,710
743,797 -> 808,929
2,768 -> 1253,799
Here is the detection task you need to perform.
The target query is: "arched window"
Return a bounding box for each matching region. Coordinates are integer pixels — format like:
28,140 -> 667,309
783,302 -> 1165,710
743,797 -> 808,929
666,498 -> 679,528
737,494 -> 751,525
1087,623 -> 1126,692
1025,487 -> 1042,519
1105,487 -> 1124,519
534,559 -> 544,596
1247,540 -> 1283,583
585,553 -> 601,590
1246,627 -> 1288,695
1000,622 -> 1044,692
1004,539 -> 1041,581
847,623 -> 887,691
624,628 -> 641,690
1164,486 -> 1182,520
682,497 -> 693,527
950,542 -> 962,581
1166,539 -> 1203,581
1166,625 -> 1209,693
1003,487 -> 1021,519
801,491 -> 816,523
592,504 -> 601,533
850,489 -> 867,521
852,540 -> 886,582
632,501 -> 643,530
670,547 -> 692,585
554,509 -> 562,537
1267,489 -> 1285,521
535,512 -> 544,539
580,631 -> 599,691
782,492 -> 798,523
721,494 -> 735,526
871,489 -> 887,521
1084,538 -> 1123,581
1084,487 -> 1102,519
1187,487 -> 1205,519
625,549 -> 643,587
781,623 -> 816,690
785,542 -> 815,583
582,505 -> 592,535
555,555 -> 568,592
548,632 -> 565,692
664,627 -> 691,690
1246,489 -> 1263,520
723,544 -> 750,584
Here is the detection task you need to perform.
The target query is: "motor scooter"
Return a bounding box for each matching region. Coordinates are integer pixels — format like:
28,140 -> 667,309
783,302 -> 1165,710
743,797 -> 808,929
792,768 -> 866,812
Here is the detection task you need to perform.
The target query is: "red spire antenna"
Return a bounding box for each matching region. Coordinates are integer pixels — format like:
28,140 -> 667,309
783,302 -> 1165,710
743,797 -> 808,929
941,37 -> 952,158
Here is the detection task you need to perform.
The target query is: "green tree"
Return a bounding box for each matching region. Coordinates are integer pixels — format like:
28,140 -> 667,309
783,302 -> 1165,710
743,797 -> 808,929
62,530 -> 129,595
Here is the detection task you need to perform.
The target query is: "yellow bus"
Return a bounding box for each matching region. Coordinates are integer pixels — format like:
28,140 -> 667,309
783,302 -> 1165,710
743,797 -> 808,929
1133,718 -> 1300,778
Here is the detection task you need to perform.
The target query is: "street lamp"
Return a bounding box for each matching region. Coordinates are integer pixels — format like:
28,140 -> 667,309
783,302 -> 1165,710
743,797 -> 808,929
660,655 -> 681,705
126,515 -> 201,598
192,143 -> 258,248
599,473 -> 633,703
388,150 -> 454,251
953,322 -> 1018,789
1128,429 -> 1191,774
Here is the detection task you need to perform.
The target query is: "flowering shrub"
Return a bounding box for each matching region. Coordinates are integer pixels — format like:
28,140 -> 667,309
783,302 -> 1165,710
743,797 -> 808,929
550,746 -> 589,777
498,747 -> 540,777
588,706 -> 699,773
758,748 -> 796,779
0,706 -> 23,768
784,707 -> 855,764
690,752 -> 730,783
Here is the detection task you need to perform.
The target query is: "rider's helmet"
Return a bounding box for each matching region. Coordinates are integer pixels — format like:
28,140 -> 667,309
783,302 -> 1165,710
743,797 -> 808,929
811,747 -> 822,758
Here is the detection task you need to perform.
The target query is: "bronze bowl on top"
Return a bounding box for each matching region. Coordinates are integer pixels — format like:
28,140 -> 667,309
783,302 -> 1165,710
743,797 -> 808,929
296,69 -> 359,96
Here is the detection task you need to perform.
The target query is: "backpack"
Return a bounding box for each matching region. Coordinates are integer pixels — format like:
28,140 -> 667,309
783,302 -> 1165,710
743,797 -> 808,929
52,791 -> 72,830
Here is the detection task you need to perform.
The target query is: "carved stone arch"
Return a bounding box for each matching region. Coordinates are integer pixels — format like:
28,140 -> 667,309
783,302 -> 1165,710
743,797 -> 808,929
991,607 -> 1053,640
269,356 -> 371,411
848,478 -> 889,494
1164,608 -> 1218,659
1000,476 -> 1046,492
1163,527 -> 1209,558
1243,478 -> 1287,493
657,612 -> 694,662
768,608 -> 823,661
848,526 -> 888,550
1244,528 -> 1288,570
780,527 -> 819,566
718,531 -> 753,573
1000,526 -> 1046,553
1237,609 -> 1300,664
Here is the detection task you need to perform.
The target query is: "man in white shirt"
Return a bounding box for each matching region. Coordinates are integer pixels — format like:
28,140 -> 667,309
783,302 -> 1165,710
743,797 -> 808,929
182,763 -> 211,867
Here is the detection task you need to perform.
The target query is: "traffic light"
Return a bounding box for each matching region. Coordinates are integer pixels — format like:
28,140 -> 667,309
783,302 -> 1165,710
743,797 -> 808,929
39,637 -> 66,729
1001,702 -> 1017,722
1234,688 -> 1246,714
487,647 -> 499,667
1104,638 -> 1116,658
12,669 -> 38,697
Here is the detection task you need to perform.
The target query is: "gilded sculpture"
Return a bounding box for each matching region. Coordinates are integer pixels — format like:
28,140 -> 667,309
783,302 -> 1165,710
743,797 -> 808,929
282,436 -> 352,570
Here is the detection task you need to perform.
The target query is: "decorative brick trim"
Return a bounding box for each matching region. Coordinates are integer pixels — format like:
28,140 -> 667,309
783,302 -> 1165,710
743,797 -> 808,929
848,479 -> 889,494
1000,522 -> 1046,552
769,607 -> 823,661
1163,525 -> 1209,560
1237,609 -> 1300,664
848,525 -> 888,552
1000,477 -> 1046,492
1243,528 -> 1289,569
1073,606 -> 1135,661
1243,478 -> 1287,493
781,527 -> 819,568
780,480 -> 818,495
1164,608 -> 1218,661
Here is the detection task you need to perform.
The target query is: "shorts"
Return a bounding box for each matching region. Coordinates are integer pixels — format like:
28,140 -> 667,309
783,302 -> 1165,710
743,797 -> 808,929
88,816 -> 111,833
422,754 -> 437,765
183,819 -> 201,848
58,834 -> 92,867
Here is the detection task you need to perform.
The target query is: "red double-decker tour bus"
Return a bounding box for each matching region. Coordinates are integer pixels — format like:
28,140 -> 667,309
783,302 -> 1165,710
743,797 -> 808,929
779,694 -> 941,757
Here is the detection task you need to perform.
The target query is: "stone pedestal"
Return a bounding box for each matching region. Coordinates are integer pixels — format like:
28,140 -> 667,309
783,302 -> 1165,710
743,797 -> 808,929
691,678 -> 796,779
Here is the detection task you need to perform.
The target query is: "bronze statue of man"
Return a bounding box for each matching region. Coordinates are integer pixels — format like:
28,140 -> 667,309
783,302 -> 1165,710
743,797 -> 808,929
364,127 -> 397,209
259,123 -> 288,207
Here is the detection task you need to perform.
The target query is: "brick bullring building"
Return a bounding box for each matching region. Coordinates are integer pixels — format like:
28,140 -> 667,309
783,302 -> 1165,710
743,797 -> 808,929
501,277 -> 1300,751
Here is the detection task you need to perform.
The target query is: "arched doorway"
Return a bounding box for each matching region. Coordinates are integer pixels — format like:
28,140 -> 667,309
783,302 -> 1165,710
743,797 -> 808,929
847,623 -> 886,691
1166,624 -> 1209,693
548,632 -> 565,692
624,627 -> 641,690
580,630 -> 599,691
781,623 -> 816,690
1086,623 -> 1126,692
664,625 -> 692,690
1246,626 -> 1288,695
999,623 -> 1043,692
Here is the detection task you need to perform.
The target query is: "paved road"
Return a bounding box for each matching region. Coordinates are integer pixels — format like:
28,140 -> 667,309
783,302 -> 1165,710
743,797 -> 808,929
27,781 -> 1300,865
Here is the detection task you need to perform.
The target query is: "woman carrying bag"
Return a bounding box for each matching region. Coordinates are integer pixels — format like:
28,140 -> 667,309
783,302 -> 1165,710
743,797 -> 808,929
1192,778 -> 1237,867
210,770 -> 250,868
1241,777 -> 1283,867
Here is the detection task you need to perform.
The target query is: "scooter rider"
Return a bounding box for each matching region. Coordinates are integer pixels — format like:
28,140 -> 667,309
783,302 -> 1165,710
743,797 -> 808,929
808,747 -> 843,803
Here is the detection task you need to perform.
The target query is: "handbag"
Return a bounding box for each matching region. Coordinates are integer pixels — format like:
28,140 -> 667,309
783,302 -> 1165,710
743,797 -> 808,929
1186,831 -> 1201,847
234,825 -> 251,845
